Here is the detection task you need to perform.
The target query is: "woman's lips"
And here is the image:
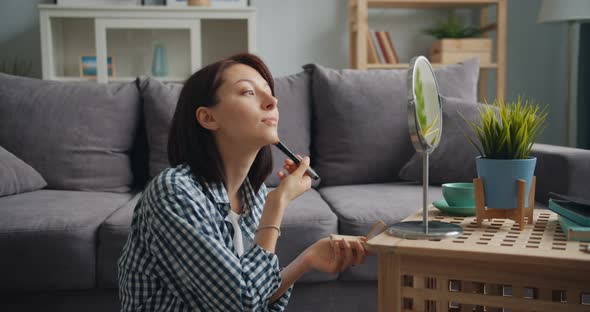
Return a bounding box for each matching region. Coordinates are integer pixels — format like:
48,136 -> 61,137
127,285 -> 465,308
262,117 -> 278,125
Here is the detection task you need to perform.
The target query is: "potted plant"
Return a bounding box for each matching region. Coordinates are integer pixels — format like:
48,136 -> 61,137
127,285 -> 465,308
424,13 -> 492,65
462,97 -> 548,209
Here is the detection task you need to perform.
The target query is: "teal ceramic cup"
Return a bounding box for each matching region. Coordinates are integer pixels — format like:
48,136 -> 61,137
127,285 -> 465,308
442,182 -> 475,207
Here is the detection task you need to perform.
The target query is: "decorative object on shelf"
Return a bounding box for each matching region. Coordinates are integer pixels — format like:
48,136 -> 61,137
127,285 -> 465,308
57,0 -> 141,5
424,13 -> 492,65
188,0 -> 209,6
462,97 -> 548,230
151,43 -> 169,77
80,55 -> 114,78
210,0 -> 247,7
166,0 -> 187,6
142,0 -> 165,5
386,56 -> 463,239
538,0 -> 590,148
0,57 -> 33,77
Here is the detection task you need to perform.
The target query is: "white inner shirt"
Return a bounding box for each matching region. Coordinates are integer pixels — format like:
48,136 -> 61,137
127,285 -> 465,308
227,209 -> 245,257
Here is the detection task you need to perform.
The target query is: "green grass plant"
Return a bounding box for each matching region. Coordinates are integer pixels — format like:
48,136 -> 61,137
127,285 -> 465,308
461,97 -> 548,159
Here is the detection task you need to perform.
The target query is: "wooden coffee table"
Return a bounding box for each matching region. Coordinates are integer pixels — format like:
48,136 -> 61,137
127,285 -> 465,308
367,208 -> 590,312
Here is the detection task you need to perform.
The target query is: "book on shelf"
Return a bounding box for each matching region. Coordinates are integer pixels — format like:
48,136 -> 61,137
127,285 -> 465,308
375,31 -> 394,64
548,198 -> 590,226
369,30 -> 386,64
558,215 -> 590,242
366,30 -> 379,64
384,31 -> 399,63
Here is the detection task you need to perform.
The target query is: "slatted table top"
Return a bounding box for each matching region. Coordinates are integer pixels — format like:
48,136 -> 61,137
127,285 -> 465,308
367,208 -> 590,266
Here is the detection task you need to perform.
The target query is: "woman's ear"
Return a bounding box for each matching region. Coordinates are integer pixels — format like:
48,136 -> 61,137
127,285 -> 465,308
196,107 -> 219,130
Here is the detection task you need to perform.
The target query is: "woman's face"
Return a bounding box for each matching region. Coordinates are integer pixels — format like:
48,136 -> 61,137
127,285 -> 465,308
210,63 -> 279,148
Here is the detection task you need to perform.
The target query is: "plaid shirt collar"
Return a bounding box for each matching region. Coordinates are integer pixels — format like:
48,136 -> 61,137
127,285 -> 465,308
201,174 -> 265,241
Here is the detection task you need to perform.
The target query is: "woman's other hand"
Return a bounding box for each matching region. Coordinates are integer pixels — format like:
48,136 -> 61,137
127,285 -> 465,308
275,155 -> 312,202
300,237 -> 368,274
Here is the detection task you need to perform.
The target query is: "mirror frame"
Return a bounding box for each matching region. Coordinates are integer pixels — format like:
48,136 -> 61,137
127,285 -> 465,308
407,55 -> 443,154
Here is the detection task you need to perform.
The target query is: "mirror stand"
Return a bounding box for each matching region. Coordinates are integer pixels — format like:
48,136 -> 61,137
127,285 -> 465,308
386,152 -> 463,239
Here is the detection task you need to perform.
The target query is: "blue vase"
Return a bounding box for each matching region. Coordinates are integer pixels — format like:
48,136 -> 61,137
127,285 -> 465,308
476,156 -> 536,209
151,43 -> 168,77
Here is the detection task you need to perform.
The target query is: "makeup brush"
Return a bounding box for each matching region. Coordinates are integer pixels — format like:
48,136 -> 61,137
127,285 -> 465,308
274,141 -> 320,180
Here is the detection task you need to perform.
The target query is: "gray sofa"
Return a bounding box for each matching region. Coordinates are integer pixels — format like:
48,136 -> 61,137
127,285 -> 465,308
1,58 -> 589,312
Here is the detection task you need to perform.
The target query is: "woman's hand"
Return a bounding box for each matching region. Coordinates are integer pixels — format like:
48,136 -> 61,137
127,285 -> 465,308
275,155 -> 312,202
300,237 -> 368,274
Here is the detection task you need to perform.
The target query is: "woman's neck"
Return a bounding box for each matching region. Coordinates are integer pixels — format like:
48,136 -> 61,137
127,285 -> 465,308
215,137 -> 259,211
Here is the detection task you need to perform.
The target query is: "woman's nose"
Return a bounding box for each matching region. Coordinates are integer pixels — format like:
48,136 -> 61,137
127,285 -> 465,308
262,92 -> 278,110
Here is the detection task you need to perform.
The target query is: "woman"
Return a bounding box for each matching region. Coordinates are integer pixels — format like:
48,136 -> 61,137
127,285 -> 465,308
118,53 -> 368,311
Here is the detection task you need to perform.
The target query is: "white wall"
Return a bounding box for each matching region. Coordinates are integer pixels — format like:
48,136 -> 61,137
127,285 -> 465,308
0,0 -> 570,146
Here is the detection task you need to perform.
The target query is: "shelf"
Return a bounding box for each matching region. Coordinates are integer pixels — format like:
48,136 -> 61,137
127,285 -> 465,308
53,76 -> 95,82
350,0 -> 506,101
109,76 -> 186,82
367,0 -> 498,9
38,4 -> 255,12
367,62 -> 498,69
40,5 -> 255,83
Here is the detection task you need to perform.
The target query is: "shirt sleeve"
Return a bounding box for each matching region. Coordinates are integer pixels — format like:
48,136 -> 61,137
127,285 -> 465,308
269,282 -> 293,312
145,173 -> 287,311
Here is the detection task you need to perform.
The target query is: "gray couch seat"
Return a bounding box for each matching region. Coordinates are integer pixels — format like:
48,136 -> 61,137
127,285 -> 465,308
0,190 -> 135,291
97,193 -> 142,288
319,182 -> 442,281
270,187 -> 338,283
97,188 -> 339,289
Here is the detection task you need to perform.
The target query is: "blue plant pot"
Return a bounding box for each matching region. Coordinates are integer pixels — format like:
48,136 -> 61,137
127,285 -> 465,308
475,156 -> 536,209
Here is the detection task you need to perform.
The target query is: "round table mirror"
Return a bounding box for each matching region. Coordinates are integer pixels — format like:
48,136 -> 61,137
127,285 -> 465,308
386,56 -> 463,239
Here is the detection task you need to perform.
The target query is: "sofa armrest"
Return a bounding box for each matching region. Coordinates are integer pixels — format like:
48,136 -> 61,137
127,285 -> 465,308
530,143 -> 590,203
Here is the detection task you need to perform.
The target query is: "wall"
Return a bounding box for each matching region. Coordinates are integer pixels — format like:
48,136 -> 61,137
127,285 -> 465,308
578,23 -> 590,149
0,0 -> 574,146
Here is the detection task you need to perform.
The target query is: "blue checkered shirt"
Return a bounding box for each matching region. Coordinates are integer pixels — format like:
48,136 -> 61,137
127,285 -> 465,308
118,164 -> 292,311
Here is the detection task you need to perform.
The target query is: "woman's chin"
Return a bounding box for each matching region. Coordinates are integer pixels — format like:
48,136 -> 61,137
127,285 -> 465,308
261,133 -> 279,146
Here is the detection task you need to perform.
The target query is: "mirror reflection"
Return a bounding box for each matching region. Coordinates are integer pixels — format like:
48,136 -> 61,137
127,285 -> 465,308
410,56 -> 442,152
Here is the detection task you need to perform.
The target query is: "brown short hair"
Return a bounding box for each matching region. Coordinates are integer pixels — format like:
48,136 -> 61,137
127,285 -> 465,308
168,53 -> 274,192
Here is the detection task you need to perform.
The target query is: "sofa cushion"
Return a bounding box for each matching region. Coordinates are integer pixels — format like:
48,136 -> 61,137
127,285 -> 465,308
0,73 -> 141,192
97,192 -> 142,288
0,145 -> 47,197
139,71 -> 314,187
304,58 -> 480,186
319,182 -> 442,281
398,96 -> 488,184
0,190 -> 135,291
266,71 -> 314,187
139,77 -> 183,178
97,187 -> 337,288
272,187 -> 337,283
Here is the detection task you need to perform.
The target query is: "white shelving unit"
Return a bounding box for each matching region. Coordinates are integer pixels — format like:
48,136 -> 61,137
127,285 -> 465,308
39,4 -> 256,83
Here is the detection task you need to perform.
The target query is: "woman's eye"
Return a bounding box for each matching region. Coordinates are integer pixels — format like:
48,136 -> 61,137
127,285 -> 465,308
243,90 -> 255,96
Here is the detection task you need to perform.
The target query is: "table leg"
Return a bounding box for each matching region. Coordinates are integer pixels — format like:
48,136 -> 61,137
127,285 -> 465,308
378,253 -> 401,312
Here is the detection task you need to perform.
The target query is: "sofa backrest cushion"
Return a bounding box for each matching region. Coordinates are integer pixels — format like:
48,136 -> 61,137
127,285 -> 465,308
266,71 -> 314,187
0,73 -> 141,192
0,145 -> 47,197
139,77 -> 183,178
139,71 -> 313,187
398,96 -> 490,184
304,57 -> 480,186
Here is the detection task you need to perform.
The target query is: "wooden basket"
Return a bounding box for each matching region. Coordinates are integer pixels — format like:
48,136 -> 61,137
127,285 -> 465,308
430,38 -> 492,65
